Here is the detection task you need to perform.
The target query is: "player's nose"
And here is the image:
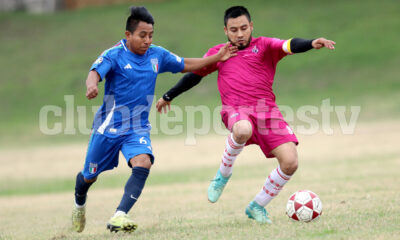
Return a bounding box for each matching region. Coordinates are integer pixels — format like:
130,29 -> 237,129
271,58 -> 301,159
144,36 -> 151,44
237,30 -> 244,38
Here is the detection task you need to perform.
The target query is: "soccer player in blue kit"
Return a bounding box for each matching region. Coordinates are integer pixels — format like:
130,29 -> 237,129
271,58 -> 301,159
72,6 -> 236,233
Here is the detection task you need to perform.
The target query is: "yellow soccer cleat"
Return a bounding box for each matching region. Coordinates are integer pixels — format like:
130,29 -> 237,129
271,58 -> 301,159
107,213 -> 137,233
72,206 -> 86,232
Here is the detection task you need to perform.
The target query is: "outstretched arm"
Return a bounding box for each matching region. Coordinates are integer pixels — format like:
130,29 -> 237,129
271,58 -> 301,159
156,73 -> 203,113
182,42 -> 237,72
285,37 -> 335,54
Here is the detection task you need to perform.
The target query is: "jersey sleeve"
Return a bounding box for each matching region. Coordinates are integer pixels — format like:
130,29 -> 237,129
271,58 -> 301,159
159,48 -> 185,74
263,37 -> 289,64
89,51 -> 113,81
192,46 -> 220,77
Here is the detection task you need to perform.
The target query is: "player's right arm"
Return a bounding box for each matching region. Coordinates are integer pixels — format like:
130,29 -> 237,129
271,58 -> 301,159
86,50 -> 114,100
86,71 -> 100,100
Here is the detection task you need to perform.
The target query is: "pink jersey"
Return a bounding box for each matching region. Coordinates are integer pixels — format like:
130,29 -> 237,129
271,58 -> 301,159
194,37 -> 288,118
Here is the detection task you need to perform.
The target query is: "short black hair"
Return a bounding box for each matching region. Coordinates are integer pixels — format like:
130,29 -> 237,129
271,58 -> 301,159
224,6 -> 251,26
126,6 -> 154,33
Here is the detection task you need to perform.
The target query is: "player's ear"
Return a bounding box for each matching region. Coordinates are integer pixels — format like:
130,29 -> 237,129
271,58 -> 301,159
224,26 -> 228,36
250,21 -> 254,31
125,31 -> 132,39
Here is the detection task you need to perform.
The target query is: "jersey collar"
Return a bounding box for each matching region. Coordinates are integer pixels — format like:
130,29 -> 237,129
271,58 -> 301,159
121,39 -> 148,59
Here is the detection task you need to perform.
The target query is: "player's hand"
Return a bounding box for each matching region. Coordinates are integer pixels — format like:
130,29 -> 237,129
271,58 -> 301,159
86,83 -> 98,100
312,38 -> 336,50
217,42 -> 238,61
156,98 -> 171,114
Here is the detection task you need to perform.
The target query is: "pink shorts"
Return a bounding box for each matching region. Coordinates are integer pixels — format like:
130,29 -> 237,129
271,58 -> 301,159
221,108 -> 298,158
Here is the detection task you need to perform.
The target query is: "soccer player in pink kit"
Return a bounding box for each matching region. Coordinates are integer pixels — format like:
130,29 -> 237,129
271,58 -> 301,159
156,6 -> 335,224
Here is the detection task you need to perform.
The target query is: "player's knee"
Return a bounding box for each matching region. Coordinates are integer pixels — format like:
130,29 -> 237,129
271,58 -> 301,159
130,154 -> 152,169
232,120 -> 252,143
280,156 -> 298,176
84,176 -> 97,183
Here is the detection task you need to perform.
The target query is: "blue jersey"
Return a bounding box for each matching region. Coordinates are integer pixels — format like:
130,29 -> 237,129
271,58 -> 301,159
90,39 -> 184,137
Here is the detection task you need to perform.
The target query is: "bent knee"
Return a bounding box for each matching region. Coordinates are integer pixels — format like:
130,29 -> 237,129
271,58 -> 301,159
84,176 -> 97,183
130,154 -> 152,169
232,120 -> 253,143
280,157 -> 298,176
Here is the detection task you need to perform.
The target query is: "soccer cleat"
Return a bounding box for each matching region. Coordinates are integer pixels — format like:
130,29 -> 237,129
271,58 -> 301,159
72,205 -> 86,232
208,170 -> 231,203
107,213 -> 137,233
245,200 -> 272,224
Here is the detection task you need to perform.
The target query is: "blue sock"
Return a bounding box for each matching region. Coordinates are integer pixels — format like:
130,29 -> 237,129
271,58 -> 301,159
117,167 -> 150,213
74,172 -> 94,206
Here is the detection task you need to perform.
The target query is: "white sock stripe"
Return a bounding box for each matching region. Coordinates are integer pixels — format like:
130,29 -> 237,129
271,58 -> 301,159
276,167 -> 290,181
227,137 -> 243,150
230,133 -> 246,146
223,152 -> 235,159
219,134 -> 245,178
255,167 -> 292,207
267,176 -> 283,190
265,181 -> 282,191
221,159 -> 232,167
222,155 -> 233,162
224,149 -> 239,156
262,186 -> 276,197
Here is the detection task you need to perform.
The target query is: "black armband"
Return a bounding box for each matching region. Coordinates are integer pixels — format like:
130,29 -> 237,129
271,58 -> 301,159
162,73 -> 203,101
290,38 -> 314,53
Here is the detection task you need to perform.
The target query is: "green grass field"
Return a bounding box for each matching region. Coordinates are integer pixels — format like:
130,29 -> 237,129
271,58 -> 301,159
0,0 -> 399,144
0,121 -> 399,239
1,0 -> 400,239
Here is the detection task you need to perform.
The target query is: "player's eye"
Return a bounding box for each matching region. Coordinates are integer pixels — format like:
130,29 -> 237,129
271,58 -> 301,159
230,28 -> 237,32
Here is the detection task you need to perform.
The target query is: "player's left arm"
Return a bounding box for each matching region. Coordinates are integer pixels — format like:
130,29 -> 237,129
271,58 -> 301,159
182,42 -> 237,72
283,38 -> 336,54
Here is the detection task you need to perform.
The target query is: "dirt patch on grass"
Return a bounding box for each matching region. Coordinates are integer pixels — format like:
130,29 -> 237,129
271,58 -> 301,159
0,120 -> 399,181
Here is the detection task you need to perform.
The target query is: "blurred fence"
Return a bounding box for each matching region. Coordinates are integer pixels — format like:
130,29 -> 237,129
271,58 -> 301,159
0,0 -> 164,13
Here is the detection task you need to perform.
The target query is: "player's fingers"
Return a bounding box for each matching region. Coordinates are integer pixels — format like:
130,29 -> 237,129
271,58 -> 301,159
228,47 -> 237,53
223,42 -> 231,49
326,42 -> 334,49
156,102 -> 162,113
167,103 -> 171,111
163,105 -> 167,114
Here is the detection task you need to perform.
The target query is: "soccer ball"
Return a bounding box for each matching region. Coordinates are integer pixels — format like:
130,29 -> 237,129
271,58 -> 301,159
286,190 -> 322,222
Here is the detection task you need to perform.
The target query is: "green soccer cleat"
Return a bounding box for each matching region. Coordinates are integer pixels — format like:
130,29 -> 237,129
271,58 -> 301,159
208,170 -> 231,203
72,206 -> 86,233
245,200 -> 272,224
107,213 -> 137,233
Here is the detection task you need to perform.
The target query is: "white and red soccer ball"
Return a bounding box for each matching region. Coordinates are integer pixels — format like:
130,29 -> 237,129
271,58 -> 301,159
286,190 -> 322,222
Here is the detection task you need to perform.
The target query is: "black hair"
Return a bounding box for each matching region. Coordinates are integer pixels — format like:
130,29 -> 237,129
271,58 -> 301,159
126,6 -> 154,33
224,6 -> 251,26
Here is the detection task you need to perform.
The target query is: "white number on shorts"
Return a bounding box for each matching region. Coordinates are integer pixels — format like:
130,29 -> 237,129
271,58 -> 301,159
139,137 -> 147,145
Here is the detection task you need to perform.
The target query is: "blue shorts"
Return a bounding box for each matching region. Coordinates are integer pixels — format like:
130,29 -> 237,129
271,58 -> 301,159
82,132 -> 154,180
